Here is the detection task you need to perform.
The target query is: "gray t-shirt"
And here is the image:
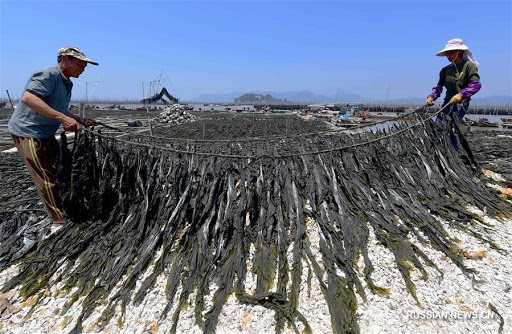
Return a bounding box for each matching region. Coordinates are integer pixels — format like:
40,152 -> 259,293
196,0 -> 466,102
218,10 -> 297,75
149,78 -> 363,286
8,65 -> 73,138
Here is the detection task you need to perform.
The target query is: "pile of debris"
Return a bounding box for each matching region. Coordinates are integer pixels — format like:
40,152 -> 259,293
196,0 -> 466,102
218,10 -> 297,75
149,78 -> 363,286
156,105 -> 197,124
466,117 -> 499,128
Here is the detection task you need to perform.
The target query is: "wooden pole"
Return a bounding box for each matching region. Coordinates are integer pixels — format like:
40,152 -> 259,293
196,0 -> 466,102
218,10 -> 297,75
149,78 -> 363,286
79,102 -> 85,118
143,81 -> 153,136
5,90 -> 14,109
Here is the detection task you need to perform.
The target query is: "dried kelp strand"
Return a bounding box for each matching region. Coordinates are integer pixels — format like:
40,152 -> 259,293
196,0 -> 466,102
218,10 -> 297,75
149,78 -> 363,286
0,111 -> 510,334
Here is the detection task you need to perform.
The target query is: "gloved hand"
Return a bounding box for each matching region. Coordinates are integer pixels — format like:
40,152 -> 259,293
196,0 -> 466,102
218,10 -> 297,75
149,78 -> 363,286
425,97 -> 434,106
449,93 -> 463,104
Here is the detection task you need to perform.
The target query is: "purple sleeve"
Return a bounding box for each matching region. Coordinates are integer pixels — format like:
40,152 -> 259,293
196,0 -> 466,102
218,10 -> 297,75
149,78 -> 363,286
460,80 -> 481,100
428,84 -> 442,100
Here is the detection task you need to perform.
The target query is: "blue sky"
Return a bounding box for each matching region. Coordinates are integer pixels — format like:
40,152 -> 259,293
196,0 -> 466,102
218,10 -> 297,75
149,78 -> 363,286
1,0 -> 511,101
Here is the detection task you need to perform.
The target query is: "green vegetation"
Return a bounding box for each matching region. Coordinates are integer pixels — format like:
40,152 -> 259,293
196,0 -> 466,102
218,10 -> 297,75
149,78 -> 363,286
234,93 -> 283,103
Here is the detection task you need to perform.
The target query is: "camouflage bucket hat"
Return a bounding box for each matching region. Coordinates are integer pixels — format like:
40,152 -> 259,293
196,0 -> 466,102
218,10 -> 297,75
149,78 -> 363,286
58,46 -> 99,65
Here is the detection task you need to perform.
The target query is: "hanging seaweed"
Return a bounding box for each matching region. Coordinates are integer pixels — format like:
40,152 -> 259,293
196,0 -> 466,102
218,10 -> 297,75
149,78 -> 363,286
1,111 -> 510,334
0,152 -> 49,269
0,133 -> 74,269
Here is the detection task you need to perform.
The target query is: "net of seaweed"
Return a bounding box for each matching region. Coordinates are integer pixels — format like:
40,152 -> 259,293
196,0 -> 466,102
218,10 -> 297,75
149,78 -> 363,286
1,110 -> 510,333
0,153 -> 50,266
467,129 -> 512,189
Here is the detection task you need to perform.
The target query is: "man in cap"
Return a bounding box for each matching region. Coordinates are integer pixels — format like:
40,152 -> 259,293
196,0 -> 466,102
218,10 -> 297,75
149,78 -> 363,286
425,38 -> 481,149
8,46 -> 99,227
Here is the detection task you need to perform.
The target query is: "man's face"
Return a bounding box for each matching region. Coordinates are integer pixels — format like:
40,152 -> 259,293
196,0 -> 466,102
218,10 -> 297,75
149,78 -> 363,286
63,56 -> 88,78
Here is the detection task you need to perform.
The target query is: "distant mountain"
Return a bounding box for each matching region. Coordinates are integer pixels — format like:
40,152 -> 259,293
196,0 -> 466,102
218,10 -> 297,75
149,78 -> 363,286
234,93 -> 283,103
262,90 -> 327,103
189,91 -> 511,105
251,90 -> 365,103
190,90 -> 365,103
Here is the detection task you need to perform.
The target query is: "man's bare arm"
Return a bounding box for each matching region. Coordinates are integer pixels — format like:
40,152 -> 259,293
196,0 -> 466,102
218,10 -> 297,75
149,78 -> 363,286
21,91 -> 80,131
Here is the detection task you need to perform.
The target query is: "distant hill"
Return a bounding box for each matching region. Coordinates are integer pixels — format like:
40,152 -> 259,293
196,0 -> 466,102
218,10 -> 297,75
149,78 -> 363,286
251,90 -> 365,103
190,90 -> 365,103
259,90 -> 365,103
234,93 -> 283,104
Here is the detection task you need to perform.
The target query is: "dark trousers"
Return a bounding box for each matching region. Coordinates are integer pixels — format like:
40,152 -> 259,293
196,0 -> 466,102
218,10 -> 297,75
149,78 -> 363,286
438,101 -> 470,150
11,134 -> 65,221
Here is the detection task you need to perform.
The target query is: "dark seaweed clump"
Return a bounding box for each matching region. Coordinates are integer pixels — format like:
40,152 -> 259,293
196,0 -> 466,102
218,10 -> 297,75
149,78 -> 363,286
1,112 -> 510,334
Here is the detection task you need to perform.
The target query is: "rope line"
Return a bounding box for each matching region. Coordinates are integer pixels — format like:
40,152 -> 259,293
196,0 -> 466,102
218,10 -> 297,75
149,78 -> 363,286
93,106 -> 430,143
83,105 -> 449,159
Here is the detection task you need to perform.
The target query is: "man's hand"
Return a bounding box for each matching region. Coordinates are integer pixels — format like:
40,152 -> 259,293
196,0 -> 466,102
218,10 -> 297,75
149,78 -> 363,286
67,114 -> 95,128
425,97 -> 434,106
60,115 -> 81,132
76,116 -> 95,127
449,93 -> 463,104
